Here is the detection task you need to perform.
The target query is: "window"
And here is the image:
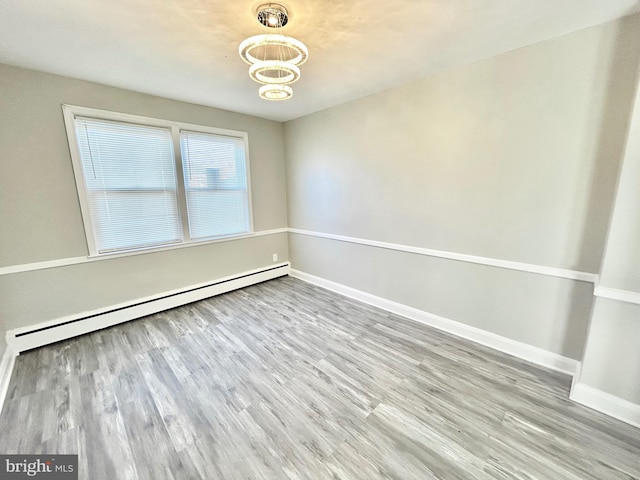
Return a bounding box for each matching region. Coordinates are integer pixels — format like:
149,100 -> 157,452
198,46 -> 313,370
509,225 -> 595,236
180,131 -> 250,240
63,105 -> 252,256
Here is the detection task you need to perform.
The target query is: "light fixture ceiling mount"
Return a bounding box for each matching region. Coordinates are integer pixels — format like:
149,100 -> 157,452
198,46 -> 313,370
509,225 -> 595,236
256,3 -> 289,28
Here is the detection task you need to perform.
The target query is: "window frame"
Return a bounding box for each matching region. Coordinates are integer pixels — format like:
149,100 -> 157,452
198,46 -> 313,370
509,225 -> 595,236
62,104 -> 254,258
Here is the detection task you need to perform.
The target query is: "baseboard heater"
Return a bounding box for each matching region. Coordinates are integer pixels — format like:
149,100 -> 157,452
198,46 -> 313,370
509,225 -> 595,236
7,263 -> 290,354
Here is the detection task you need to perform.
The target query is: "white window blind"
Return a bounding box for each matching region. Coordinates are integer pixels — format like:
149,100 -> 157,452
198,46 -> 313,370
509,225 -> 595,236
74,117 -> 183,253
180,131 -> 250,239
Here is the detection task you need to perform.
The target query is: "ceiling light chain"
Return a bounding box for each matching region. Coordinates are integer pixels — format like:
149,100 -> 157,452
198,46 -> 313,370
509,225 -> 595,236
239,3 -> 308,101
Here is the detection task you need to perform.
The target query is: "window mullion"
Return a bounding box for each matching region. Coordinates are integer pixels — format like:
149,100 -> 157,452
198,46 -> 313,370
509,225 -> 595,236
172,125 -> 191,242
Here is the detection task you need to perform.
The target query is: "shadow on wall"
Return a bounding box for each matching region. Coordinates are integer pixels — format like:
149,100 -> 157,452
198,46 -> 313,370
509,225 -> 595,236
562,14 -> 640,360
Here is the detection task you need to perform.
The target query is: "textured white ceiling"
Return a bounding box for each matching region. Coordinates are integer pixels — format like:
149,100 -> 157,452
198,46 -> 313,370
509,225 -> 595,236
1,0 -> 639,121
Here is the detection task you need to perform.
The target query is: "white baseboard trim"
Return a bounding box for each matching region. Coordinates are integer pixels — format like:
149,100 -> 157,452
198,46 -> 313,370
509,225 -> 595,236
594,285 -> 640,306
570,382 -> 640,429
0,342 -> 17,415
288,228 -> 598,284
7,263 -> 290,353
290,269 -> 580,377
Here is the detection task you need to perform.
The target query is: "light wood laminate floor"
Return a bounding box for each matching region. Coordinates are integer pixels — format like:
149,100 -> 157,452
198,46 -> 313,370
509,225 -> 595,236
1,276 -> 639,479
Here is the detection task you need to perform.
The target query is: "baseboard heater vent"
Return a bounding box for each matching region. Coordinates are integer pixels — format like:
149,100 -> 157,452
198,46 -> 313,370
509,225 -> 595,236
7,263 -> 290,354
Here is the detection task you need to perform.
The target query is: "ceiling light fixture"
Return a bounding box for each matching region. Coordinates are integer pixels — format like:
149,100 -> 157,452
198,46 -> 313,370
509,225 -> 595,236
239,3 -> 308,101
259,84 -> 294,101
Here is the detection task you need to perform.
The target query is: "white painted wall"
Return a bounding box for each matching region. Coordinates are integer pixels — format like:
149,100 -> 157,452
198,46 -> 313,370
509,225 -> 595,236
284,16 -> 640,360
0,63 -> 289,330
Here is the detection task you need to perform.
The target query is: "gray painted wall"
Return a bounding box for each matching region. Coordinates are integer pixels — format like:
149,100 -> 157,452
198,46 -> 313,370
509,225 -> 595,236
290,234 -> 594,359
579,57 -> 640,404
284,16 -> 640,360
1,15 -> 639,404
599,77 -> 640,293
0,316 -> 5,361
0,63 -> 289,331
580,298 -> 640,403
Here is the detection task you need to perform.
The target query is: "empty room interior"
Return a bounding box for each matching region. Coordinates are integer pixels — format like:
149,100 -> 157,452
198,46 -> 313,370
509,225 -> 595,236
1,0 -> 640,478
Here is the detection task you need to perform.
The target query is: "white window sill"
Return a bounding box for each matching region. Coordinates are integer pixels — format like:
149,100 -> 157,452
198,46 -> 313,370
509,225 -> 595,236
86,228 -> 287,261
